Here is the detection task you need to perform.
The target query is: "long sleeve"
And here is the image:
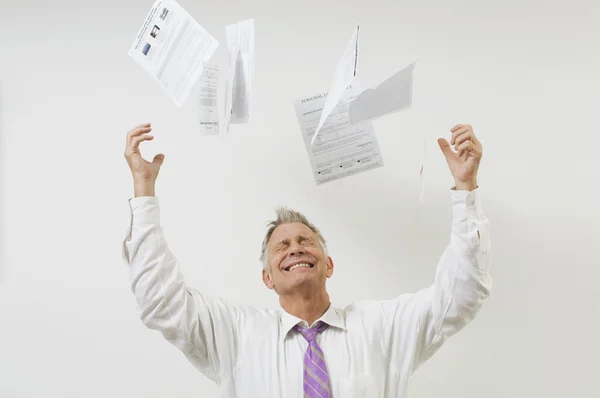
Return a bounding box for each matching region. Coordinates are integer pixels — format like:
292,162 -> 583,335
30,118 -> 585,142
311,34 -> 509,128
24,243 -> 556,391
380,188 -> 492,375
122,197 -> 241,384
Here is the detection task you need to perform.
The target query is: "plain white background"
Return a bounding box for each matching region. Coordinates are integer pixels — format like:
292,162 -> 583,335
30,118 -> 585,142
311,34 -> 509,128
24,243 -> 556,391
1,0 -> 599,396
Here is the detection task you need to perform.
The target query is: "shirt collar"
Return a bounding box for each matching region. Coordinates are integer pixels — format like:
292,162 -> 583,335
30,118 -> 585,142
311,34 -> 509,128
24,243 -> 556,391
279,303 -> 346,341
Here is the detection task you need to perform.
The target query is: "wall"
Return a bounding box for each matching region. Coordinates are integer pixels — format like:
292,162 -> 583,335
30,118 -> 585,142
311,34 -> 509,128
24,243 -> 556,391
0,0 -> 599,396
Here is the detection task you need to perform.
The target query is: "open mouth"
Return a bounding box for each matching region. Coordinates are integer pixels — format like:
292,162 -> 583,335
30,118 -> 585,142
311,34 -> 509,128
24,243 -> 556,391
284,262 -> 315,272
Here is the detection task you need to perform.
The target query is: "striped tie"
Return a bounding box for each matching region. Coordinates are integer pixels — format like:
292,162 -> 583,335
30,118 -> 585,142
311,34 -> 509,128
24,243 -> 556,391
294,321 -> 332,398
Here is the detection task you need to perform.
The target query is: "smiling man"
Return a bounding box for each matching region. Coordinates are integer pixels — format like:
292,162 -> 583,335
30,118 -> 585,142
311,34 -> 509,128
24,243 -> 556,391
122,123 -> 492,398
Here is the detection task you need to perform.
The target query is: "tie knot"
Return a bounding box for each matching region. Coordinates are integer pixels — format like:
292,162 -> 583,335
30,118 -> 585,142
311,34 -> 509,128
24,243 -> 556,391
294,321 -> 328,342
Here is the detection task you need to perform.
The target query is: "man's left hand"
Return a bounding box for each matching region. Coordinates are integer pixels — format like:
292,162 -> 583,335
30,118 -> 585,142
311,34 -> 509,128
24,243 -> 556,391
438,124 -> 482,191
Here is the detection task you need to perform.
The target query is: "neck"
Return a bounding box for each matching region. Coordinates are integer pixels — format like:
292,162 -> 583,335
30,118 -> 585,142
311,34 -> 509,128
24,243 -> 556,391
279,288 -> 330,326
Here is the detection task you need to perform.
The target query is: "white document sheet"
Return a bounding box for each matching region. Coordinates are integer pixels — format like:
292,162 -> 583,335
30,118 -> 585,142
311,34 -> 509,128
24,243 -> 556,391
224,18 -> 254,131
419,137 -> 426,208
349,61 -> 416,123
198,63 -> 220,135
294,82 -> 384,185
128,0 -> 219,107
223,50 -> 237,133
311,25 -> 360,146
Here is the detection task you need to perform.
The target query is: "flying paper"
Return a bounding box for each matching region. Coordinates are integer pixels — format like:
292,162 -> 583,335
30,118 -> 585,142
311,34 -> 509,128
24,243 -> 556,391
128,0 -> 219,107
348,61 -> 415,124
311,25 -> 359,146
198,63 -> 220,135
294,82 -> 384,184
224,18 -> 254,132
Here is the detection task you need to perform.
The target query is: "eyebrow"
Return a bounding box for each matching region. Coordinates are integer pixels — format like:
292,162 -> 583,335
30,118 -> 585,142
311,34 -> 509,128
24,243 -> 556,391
273,235 -> 313,248
274,238 -> 289,247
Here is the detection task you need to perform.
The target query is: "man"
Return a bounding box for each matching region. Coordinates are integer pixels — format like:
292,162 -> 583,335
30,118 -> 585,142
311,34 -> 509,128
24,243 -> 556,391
122,123 -> 491,397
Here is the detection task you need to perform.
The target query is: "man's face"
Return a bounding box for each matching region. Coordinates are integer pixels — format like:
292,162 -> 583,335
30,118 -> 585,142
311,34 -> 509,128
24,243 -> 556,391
262,222 -> 333,294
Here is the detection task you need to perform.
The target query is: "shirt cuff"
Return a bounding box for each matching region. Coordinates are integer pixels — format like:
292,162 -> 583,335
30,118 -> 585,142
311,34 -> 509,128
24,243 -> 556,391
129,196 -> 161,224
122,196 -> 160,265
451,187 -> 484,220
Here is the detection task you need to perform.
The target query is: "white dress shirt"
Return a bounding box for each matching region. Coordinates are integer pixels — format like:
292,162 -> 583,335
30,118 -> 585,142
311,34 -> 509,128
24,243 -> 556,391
122,188 -> 491,397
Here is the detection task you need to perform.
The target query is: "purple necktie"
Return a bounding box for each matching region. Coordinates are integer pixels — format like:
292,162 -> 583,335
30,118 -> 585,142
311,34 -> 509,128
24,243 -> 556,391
293,321 -> 332,398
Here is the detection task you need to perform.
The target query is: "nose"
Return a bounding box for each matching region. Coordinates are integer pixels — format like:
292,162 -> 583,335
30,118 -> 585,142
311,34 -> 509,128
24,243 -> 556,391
288,242 -> 305,257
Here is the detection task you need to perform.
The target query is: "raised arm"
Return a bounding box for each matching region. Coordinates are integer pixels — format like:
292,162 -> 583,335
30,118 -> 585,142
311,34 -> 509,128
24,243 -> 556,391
378,125 -> 492,375
121,123 -> 241,383
411,187 -> 491,366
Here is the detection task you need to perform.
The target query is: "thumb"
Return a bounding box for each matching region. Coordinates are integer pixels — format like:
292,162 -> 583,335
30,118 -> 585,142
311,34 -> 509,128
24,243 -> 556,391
437,138 -> 454,161
152,153 -> 165,166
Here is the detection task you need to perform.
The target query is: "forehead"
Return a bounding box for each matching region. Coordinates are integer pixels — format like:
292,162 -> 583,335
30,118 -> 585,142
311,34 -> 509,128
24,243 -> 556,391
269,222 -> 317,245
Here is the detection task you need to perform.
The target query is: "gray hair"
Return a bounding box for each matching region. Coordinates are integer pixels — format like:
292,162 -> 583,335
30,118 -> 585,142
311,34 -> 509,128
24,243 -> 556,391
260,206 -> 327,269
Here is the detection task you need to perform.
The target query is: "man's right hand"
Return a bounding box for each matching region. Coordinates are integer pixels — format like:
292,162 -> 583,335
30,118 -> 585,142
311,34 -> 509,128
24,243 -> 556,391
124,123 -> 165,197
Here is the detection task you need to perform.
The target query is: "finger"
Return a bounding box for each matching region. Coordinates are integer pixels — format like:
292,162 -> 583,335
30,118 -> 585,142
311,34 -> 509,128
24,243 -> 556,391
127,125 -> 152,141
152,154 -> 165,166
454,130 -> 474,148
130,134 -> 154,150
450,124 -> 470,133
437,138 -> 455,161
450,125 -> 472,145
128,125 -> 152,138
456,140 -> 473,158
450,125 -> 471,144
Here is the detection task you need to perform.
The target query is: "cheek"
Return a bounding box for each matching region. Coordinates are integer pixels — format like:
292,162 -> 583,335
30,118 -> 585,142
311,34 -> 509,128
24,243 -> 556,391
307,247 -> 324,261
270,252 -> 285,269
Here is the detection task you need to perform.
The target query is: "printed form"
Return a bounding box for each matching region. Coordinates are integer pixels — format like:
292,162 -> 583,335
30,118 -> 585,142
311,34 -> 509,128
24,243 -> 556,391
198,63 -> 220,134
294,82 -> 384,185
128,0 -> 219,107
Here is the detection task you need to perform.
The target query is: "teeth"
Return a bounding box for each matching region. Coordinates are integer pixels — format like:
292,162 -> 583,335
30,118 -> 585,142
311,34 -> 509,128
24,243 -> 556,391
288,263 -> 311,271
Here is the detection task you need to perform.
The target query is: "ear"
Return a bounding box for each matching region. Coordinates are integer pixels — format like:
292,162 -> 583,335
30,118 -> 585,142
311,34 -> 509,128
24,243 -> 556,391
325,256 -> 334,278
262,268 -> 275,289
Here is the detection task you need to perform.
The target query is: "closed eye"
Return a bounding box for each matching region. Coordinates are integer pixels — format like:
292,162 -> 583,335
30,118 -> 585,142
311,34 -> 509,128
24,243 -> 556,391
274,239 -> 290,252
298,236 -> 315,246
